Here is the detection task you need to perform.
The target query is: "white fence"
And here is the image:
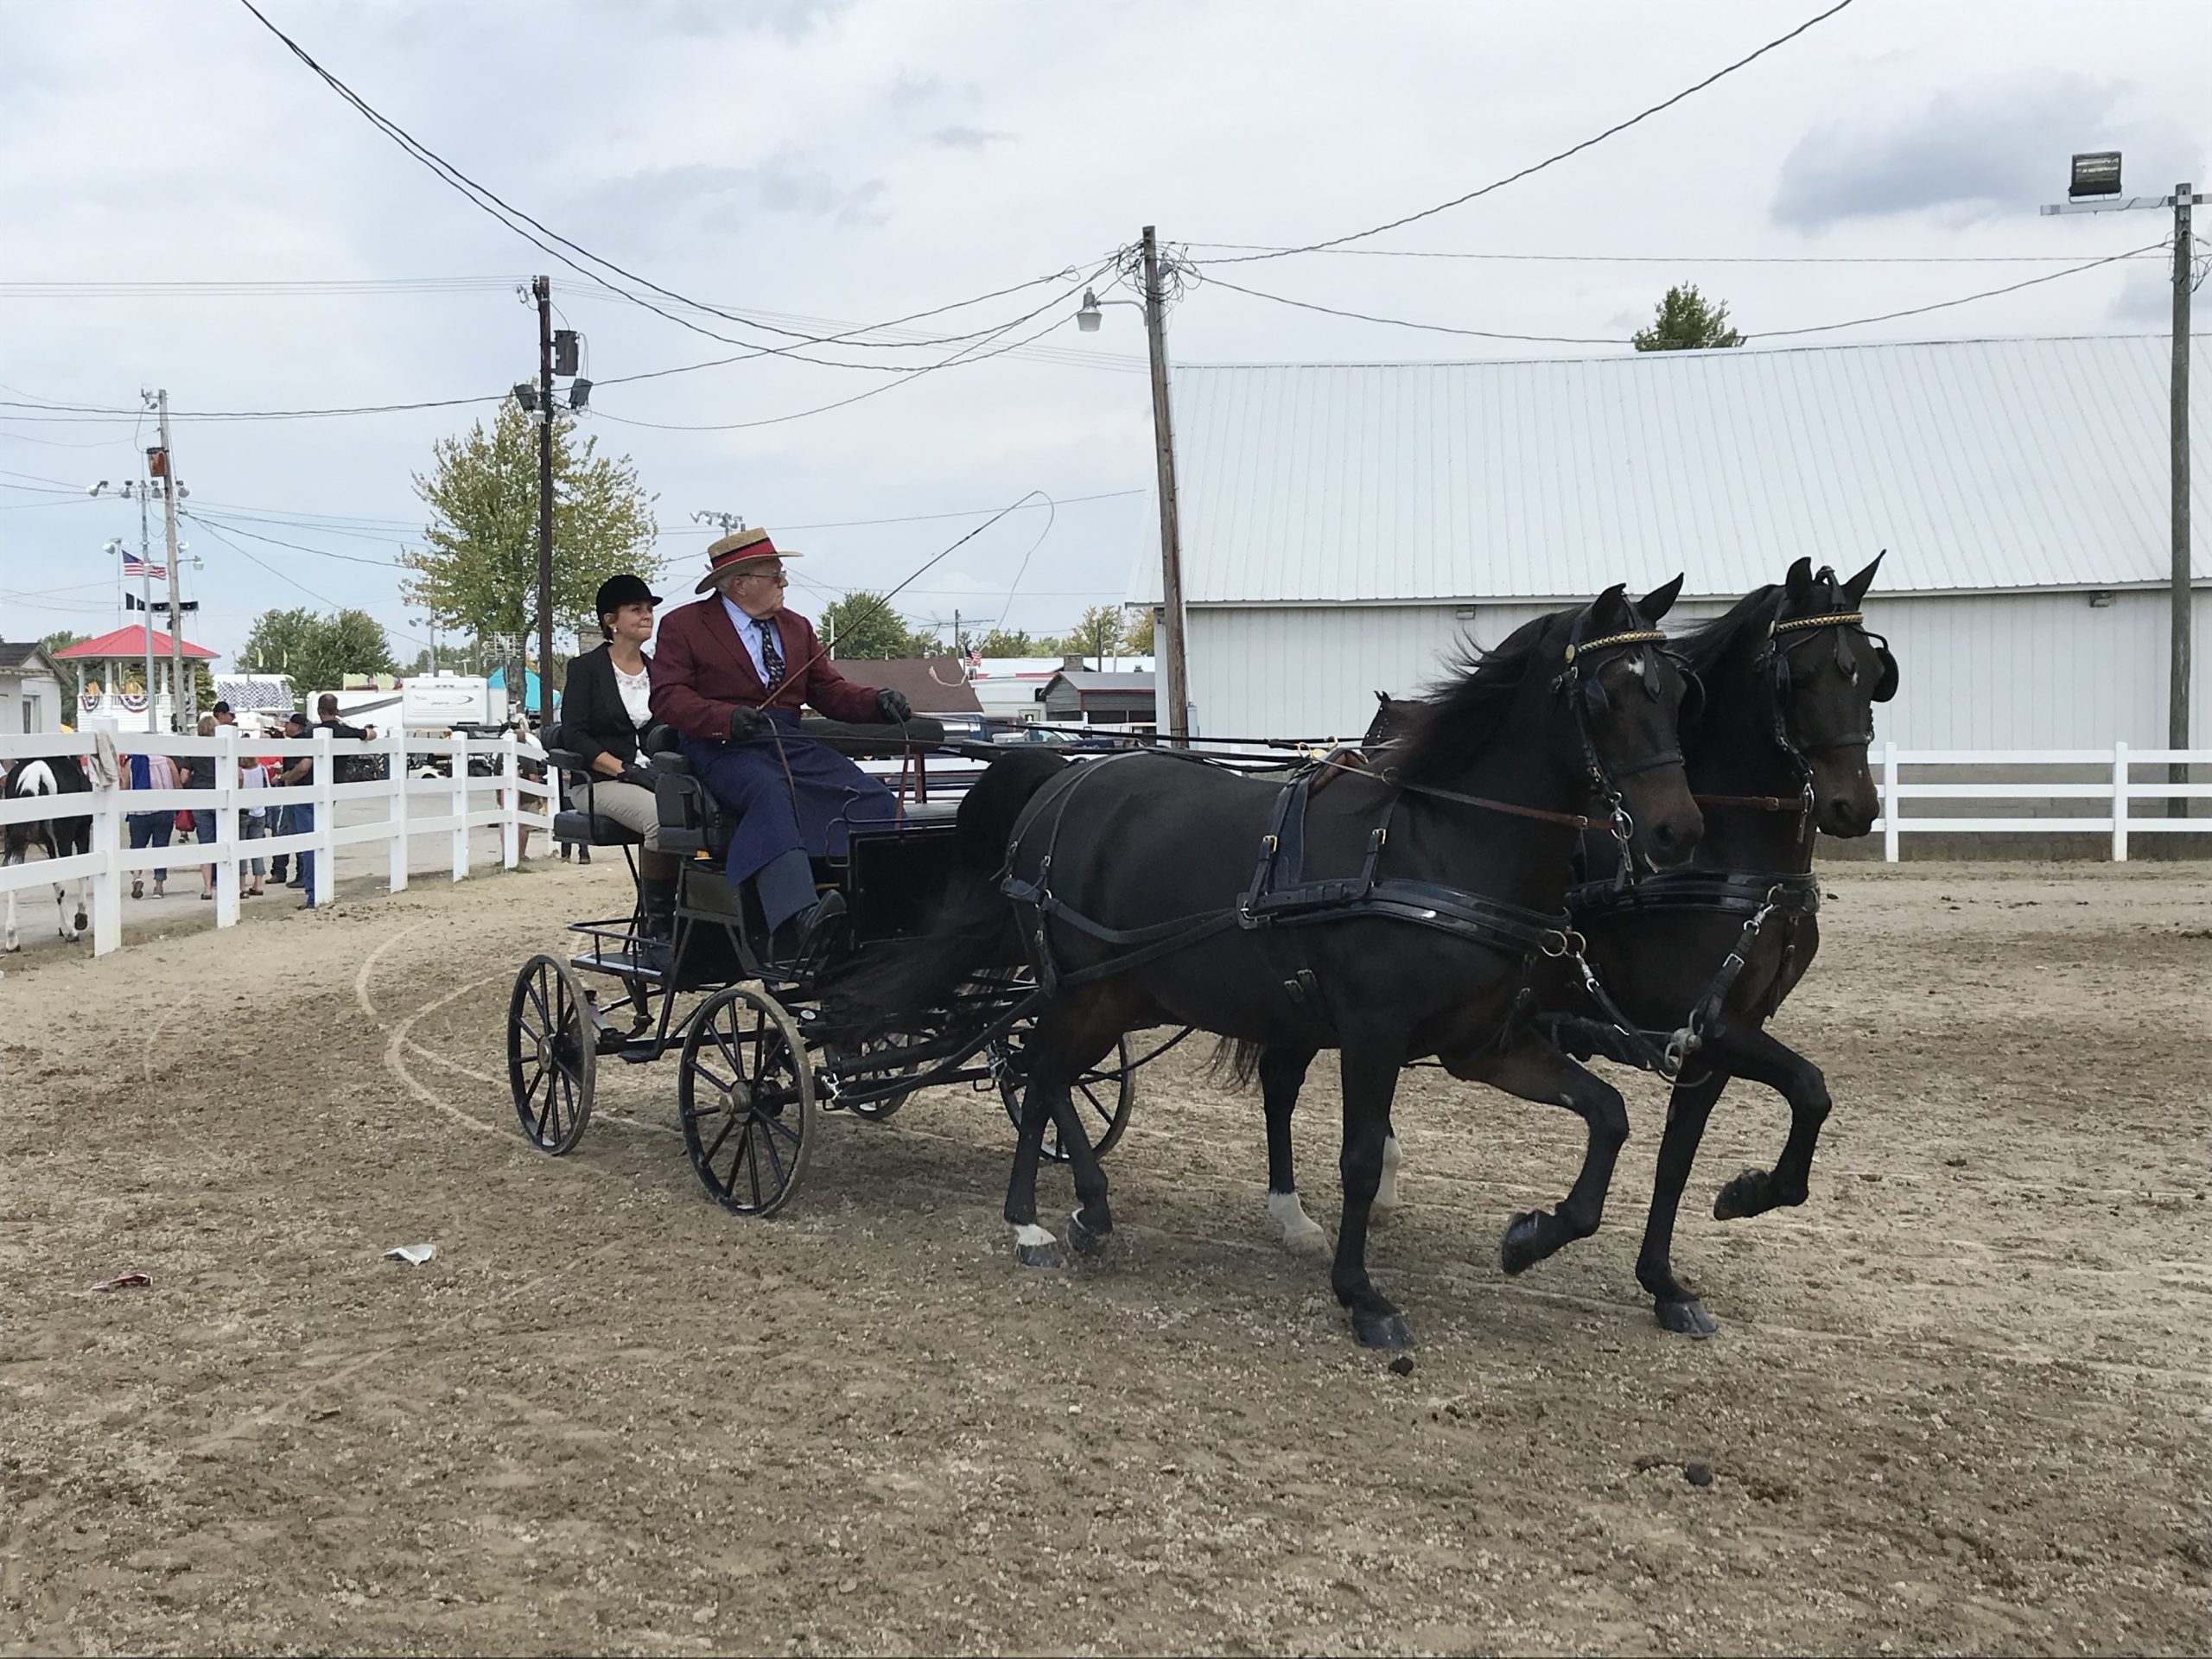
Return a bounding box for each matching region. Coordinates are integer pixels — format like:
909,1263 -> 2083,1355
1874,742 -> 2211,861
1,722 -> 552,957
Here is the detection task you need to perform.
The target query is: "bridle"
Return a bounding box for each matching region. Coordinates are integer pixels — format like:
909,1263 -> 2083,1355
1550,613 -> 1700,849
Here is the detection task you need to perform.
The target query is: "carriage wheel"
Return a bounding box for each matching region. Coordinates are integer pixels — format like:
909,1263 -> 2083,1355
507,953 -> 596,1154
842,1033 -> 920,1122
995,1034 -> 1136,1164
679,984 -> 814,1217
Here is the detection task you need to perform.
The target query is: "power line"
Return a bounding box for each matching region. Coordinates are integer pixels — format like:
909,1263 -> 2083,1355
1199,275 -> 1624,345
181,510 -> 405,568
186,515 -> 431,647
1185,242 -> 2167,266
0,276 -> 526,297
1749,242 -> 2166,340
1200,0 -> 1857,267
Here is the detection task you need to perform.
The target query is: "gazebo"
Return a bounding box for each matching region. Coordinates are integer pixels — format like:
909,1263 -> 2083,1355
53,624 -> 219,733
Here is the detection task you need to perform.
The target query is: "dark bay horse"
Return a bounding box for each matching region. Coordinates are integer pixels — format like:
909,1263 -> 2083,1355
833,582 -> 1703,1350
1255,556 -> 1898,1337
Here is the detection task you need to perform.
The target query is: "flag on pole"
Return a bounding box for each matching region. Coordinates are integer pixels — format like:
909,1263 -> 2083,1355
123,554 -> 168,581
963,644 -> 982,675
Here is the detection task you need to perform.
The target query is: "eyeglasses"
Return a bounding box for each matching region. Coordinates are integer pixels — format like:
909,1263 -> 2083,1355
735,567 -> 788,586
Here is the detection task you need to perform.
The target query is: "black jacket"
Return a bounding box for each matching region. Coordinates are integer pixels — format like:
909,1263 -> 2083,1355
560,643 -> 652,772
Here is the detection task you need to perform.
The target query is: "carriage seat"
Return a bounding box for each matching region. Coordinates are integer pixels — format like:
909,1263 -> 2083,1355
541,722 -> 648,848
644,718 -> 956,858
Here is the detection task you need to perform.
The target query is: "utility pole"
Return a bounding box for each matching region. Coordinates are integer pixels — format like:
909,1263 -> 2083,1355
2042,159 -> 2204,812
1140,226 -> 1192,745
534,275 -> 556,733
151,390 -> 190,729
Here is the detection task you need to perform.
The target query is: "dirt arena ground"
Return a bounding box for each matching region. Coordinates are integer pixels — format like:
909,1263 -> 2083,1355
3,857 -> 2207,1656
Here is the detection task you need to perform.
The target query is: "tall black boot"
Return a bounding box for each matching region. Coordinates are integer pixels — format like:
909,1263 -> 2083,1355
638,874 -> 678,975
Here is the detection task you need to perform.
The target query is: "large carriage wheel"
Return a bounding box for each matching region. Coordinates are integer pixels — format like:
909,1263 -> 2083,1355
507,953 -> 596,1154
994,1033 -> 1136,1164
679,984 -> 815,1217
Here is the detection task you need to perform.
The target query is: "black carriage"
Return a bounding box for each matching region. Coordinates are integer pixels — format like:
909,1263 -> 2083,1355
505,717 -> 1153,1216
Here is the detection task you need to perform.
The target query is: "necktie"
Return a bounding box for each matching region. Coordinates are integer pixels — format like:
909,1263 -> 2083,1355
758,620 -> 785,690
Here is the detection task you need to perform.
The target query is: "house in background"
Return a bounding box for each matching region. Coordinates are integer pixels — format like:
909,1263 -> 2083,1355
1041,667 -> 1155,728
0,642 -> 67,734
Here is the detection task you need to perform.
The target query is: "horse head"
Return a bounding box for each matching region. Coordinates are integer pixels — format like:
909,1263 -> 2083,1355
1562,578 -> 1704,870
1767,554 -> 1895,838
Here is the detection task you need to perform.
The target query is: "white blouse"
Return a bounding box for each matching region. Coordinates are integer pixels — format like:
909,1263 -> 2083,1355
613,658 -> 652,731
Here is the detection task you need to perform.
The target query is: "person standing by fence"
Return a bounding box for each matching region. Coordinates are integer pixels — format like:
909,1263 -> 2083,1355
184,713 -> 220,902
123,747 -> 176,899
276,710 -> 318,909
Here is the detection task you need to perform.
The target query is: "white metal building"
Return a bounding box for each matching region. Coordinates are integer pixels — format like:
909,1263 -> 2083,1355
1135,335 -> 2209,747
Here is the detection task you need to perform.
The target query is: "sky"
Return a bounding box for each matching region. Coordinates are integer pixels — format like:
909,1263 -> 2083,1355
2,0 -> 2206,671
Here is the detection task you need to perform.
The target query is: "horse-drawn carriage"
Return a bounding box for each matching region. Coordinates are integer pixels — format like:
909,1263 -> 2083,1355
506,715 -> 1155,1216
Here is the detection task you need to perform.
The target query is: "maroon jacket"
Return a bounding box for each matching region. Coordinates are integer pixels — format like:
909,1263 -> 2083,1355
648,597 -> 880,739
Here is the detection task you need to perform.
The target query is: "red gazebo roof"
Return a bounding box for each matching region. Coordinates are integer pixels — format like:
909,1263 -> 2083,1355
52,625 -> 219,661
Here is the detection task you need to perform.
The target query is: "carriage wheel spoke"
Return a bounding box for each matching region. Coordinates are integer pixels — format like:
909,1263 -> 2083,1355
690,1060 -> 734,1096
703,1110 -> 739,1166
744,1122 -> 765,1209
527,975 -> 552,1035
757,1105 -> 802,1147
754,1113 -> 788,1190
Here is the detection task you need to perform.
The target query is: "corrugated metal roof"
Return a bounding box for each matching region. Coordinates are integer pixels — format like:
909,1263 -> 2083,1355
1135,335 -> 2208,603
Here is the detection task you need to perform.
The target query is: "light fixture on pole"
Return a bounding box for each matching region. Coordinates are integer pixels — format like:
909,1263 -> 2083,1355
2039,151 -> 2205,813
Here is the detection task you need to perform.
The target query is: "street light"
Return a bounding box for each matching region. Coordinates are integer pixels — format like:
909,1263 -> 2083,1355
2069,150 -> 2122,200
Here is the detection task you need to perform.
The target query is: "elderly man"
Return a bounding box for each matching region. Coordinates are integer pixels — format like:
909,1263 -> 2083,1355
649,528 -> 912,960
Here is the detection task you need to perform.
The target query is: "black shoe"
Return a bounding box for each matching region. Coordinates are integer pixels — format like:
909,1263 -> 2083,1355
778,891 -> 847,970
578,847 -> 592,866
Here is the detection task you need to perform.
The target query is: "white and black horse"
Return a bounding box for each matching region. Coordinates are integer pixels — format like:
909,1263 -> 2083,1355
3,754 -> 94,951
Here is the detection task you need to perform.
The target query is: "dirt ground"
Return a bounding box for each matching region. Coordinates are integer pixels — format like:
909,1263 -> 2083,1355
3,857 -> 2207,1656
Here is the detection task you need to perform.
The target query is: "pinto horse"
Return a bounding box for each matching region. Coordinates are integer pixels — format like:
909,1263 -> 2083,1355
1255,556 -> 1897,1337
832,582 -> 1703,1350
3,754 -> 95,951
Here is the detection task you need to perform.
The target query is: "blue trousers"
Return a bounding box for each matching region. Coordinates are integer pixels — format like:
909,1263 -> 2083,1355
127,813 -> 172,881
294,804 -> 316,906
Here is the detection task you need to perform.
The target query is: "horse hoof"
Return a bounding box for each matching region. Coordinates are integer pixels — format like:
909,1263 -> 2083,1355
1656,1298 -> 1719,1339
1369,1200 -> 1399,1230
1014,1239 -> 1065,1271
1497,1210 -> 1547,1276
1713,1168 -> 1770,1221
1066,1209 -> 1111,1261
1283,1221 -> 1330,1258
1351,1309 -> 1415,1351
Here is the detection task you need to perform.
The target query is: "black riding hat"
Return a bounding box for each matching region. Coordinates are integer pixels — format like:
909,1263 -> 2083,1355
595,573 -> 663,624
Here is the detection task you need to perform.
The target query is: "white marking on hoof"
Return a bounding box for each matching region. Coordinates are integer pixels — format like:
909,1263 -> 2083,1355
1267,1190 -> 1328,1255
1015,1223 -> 1057,1250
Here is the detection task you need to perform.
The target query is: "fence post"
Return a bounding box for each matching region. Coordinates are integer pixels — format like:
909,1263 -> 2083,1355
386,725 -> 410,894
90,719 -> 122,957
215,725 -> 241,928
2111,741 -> 2129,862
313,728 -> 336,908
1881,740 -> 1899,862
501,729 -> 520,868
451,735 -> 471,881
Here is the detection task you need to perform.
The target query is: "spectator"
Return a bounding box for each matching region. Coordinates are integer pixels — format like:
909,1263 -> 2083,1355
276,710 -> 319,908
124,746 -> 177,899
184,713 -> 220,900
315,691 -> 375,742
237,741 -> 269,897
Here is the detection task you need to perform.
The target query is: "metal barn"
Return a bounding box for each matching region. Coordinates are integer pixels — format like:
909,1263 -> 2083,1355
1136,335 -> 2209,748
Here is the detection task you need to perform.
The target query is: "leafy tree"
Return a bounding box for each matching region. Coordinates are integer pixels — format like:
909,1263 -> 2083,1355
238,607 -> 397,698
820,590 -> 939,659
1632,283 -> 1744,351
977,627 -> 1039,657
1120,607 -> 1155,655
1060,604 -> 1125,668
38,629 -> 89,660
403,404 -> 659,681
404,642 -> 474,675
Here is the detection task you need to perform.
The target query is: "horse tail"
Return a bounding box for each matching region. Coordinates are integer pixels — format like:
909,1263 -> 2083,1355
1205,1037 -> 1265,1089
823,749 -> 1071,1030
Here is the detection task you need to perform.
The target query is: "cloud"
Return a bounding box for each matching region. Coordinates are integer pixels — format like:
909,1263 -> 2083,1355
2107,263 -> 2176,327
587,154 -> 889,232
1773,73 -> 2143,228
928,124 -> 1011,149
575,0 -> 851,41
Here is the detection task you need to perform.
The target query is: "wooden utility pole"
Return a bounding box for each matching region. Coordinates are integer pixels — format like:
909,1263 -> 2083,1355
153,389 -> 189,729
1141,226 -> 1191,744
2169,183 -> 2193,804
534,275 -> 556,732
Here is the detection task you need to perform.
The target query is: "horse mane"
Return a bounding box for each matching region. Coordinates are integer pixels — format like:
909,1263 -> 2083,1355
1669,584 -> 1783,677
1385,611 -> 1562,785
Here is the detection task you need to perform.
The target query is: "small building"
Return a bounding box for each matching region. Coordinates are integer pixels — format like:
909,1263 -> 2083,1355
50,625 -> 219,733
1042,669 -> 1156,727
0,642 -> 67,734
857,657 -> 983,718
967,654 -> 1154,725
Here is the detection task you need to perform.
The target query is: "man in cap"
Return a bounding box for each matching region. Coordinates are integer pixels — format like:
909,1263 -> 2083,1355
649,528 -> 912,961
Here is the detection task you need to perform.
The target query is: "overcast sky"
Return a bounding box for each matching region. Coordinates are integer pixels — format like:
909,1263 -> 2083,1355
2,0 -> 2205,668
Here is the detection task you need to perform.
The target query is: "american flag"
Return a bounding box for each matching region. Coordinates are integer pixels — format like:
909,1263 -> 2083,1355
123,553 -> 167,582
963,645 -> 982,674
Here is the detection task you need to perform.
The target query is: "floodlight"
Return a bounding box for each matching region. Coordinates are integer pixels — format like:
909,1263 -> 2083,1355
2069,150 -> 2122,199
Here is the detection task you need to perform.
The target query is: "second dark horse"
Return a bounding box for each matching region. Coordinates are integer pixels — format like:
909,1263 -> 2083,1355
830,582 -> 1703,1350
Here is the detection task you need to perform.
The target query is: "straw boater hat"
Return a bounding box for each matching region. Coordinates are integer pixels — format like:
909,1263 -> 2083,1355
696,527 -> 803,594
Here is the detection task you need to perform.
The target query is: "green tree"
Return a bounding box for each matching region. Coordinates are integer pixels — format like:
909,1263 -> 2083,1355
238,607 -> 397,698
1632,283 -> 1744,351
821,590 -> 939,659
1120,607 -> 1155,655
1061,604 -> 1125,668
38,629 -> 90,660
403,403 -> 659,667
977,627 -> 1038,657
404,642 -> 474,675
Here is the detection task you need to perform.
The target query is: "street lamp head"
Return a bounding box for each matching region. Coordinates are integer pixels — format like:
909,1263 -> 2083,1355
88,480 -> 109,496
2069,150 -> 2122,200
1076,289 -> 1103,333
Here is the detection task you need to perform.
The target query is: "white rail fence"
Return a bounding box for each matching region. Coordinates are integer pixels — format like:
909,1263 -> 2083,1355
1873,743 -> 2210,861
2,723 -> 552,957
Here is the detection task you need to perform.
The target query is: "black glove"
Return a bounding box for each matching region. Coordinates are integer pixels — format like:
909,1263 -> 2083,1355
620,765 -> 658,791
875,687 -> 912,723
727,704 -> 766,742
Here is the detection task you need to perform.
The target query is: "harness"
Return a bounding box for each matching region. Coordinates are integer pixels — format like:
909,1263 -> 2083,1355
1000,618 -> 1679,1051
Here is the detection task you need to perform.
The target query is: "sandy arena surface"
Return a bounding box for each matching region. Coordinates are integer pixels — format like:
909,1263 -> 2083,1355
2,857 -> 2208,1656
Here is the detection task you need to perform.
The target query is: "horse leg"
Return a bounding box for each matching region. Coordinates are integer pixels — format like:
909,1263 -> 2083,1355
1372,1122 -> 1404,1224
1455,1037 -> 1630,1276
1332,1033 -> 1414,1351
71,868 -> 91,940
1707,1025 -> 1832,1220
1004,1070 -> 1062,1269
1632,1065 -> 1732,1338
3,849 -> 19,953
1257,1045 -> 1328,1254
